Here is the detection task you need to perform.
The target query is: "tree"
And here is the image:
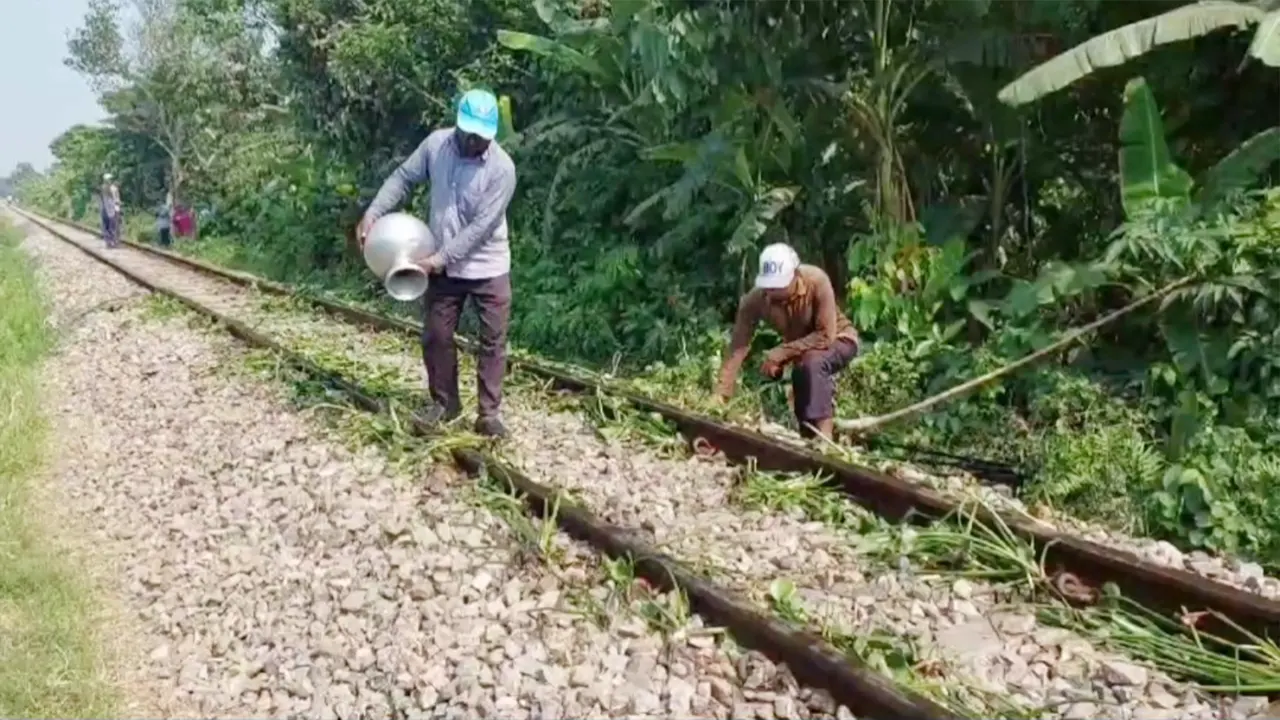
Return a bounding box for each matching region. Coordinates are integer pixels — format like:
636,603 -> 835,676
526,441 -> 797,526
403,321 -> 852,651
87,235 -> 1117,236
1,164 -> 42,199
66,0 -> 277,204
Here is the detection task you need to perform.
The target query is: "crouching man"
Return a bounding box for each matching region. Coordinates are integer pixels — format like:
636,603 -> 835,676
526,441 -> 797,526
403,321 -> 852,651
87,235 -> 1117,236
715,243 -> 859,441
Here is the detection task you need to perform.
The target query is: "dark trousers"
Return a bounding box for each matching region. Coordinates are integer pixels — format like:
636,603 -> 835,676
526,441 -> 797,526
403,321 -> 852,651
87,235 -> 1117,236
103,214 -> 121,246
791,337 -> 860,437
422,273 -> 512,418
157,227 -> 171,247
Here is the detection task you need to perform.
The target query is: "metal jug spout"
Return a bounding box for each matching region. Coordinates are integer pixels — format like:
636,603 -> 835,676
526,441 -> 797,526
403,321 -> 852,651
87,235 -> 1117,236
362,212 -> 437,302
383,261 -> 430,302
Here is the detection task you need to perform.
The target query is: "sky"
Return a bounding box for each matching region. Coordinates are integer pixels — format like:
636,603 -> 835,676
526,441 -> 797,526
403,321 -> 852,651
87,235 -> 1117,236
0,0 -> 104,174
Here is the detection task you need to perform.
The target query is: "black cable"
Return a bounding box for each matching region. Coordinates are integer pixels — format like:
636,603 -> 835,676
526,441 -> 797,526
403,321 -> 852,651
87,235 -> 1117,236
859,435 -> 1027,489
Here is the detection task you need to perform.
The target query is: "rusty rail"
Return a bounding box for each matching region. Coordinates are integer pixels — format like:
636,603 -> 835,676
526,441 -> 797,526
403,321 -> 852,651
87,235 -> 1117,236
20,206 -> 1280,649
11,205 -> 963,720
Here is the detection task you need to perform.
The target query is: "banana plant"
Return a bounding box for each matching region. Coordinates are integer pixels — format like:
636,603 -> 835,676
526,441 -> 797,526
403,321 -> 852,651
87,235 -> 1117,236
1117,78 -> 1195,216
494,0 -> 683,244
1115,76 -> 1280,217
623,86 -> 804,254
1106,77 -> 1280,425
497,0 -> 806,268
998,0 -> 1280,107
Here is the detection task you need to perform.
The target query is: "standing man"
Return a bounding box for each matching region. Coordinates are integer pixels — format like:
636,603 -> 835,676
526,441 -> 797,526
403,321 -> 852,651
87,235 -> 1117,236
155,191 -> 173,247
357,89 -> 517,438
715,243 -> 860,441
99,180 -> 110,242
100,173 -> 122,248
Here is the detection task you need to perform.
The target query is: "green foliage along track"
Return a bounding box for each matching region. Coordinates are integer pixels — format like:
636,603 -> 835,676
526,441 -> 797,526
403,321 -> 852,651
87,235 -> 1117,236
0,217 -> 115,717
7,0 -> 1280,566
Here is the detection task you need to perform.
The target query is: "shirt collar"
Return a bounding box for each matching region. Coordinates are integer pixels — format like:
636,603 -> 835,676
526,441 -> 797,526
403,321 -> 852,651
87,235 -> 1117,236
764,267 -> 809,308
452,128 -> 493,161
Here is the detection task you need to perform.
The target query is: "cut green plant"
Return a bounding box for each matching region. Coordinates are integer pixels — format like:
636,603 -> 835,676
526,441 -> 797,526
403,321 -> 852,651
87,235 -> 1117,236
765,578 -> 1034,719
580,388 -> 686,457
734,463 -> 880,532
864,496 -> 1280,696
855,498 -> 1049,588
1042,587 -> 1280,694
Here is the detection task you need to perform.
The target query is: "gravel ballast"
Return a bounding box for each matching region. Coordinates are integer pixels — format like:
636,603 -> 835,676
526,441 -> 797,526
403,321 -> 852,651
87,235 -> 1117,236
18,213 -> 1280,605
14,211 -> 1278,720
7,213 -> 856,719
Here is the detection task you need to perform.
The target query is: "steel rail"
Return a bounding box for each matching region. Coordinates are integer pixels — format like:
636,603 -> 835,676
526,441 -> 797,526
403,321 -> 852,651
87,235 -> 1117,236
19,218 -> 1028,487
20,206 -> 1280,649
10,205 -> 962,720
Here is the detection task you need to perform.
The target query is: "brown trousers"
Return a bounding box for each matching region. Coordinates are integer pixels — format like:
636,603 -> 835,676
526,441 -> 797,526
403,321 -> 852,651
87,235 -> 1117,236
422,273 -> 512,418
791,337 -> 859,437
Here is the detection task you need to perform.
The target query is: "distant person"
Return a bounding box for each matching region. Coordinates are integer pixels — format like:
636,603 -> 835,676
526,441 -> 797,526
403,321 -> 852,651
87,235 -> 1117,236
173,203 -> 194,239
100,173 -> 122,248
715,243 -> 860,441
99,187 -> 109,240
357,88 -> 517,439
155,192 -> 173,247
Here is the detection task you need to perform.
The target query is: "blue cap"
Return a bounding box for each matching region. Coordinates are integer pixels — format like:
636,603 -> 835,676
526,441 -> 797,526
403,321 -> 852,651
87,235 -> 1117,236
456,89 -> 500,140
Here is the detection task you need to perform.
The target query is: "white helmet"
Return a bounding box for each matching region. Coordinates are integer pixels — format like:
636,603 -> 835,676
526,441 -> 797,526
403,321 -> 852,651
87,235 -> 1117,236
754,242 -> 801,289
103,172 -> 113,181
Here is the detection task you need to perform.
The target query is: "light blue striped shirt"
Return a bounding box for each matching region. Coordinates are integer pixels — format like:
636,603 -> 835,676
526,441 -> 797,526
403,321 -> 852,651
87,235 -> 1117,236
365,128 -> 517,280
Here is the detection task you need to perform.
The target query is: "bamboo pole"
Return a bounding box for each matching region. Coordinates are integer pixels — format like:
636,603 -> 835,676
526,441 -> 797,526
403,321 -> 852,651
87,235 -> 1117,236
836,275 -> 1197,435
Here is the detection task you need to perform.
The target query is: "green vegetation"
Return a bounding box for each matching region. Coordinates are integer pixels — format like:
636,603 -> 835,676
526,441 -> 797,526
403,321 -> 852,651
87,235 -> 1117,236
0,219 -> 115,716
9,0 -> 1280,564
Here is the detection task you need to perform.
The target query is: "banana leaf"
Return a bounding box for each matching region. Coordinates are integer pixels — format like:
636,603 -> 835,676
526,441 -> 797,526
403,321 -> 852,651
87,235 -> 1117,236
1196,127 -> 1280,207
1248,9 -> 1280,65
1118,78 -> 1193,217
497,95 -> 516,143
496,30 -> 606,79
727,186 -> 800,255
998,1 -> 1265,106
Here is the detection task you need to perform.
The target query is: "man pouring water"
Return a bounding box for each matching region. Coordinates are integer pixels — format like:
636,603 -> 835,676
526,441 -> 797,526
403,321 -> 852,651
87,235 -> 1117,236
357,89 -> 517,438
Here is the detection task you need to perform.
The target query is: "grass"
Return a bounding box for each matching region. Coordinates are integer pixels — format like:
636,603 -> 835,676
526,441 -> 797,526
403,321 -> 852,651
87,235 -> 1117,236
0,219 -> 115,716
764,578 -> 1036,719
850,495 -> 1280,696
725,460 -> 1280,702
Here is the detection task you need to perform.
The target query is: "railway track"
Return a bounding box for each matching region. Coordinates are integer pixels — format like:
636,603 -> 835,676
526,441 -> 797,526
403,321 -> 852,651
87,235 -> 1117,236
10,205 -> 1280,719
4,209 -> 956,718
21,207 -> 1280,630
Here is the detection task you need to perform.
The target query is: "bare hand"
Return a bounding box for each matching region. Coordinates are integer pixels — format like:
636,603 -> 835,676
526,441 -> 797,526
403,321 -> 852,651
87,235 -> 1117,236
417,254 -> 445,274
761,348 -> 789,379
356,216 -> 374,249
760,359 -> 783,379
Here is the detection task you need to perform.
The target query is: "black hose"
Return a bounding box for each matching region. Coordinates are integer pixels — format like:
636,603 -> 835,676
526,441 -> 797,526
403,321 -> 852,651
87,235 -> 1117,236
860,435 -> 1028,490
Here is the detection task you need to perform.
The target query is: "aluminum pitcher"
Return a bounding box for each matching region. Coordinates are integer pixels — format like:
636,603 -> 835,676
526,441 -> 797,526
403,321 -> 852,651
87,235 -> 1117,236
362,212 -> 438,302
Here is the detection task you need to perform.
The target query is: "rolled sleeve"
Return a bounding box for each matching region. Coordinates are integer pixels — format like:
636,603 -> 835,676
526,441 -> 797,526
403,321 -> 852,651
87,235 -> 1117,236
716,292 -> 762,398
365,139 -> 433,222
